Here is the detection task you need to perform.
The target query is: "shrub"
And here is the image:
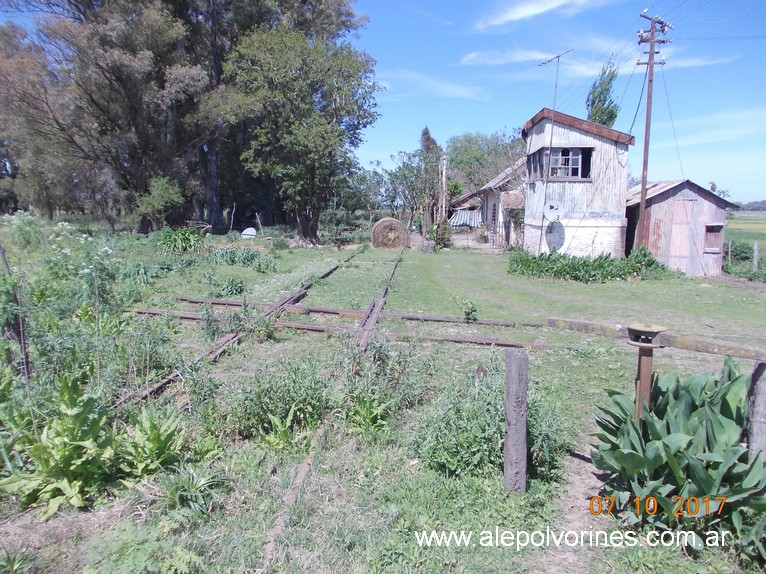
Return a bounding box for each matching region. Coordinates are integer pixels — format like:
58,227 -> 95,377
208,359 -> 327,441
433,218 -> 452,248
413,359 -> 569,479
727,240 -> 754,262
592,358 -> 766,564
208,247 -> 277,272
508,247 -> 670,283
272,237 -> 290,250
156,228 -> 204,255
2,211 -> 44,249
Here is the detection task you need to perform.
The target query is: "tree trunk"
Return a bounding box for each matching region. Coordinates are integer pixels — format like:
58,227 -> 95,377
296,208 -> 319,244
202,143 -> 222,228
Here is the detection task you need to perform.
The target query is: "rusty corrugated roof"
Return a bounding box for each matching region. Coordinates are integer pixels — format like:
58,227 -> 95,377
626,179 -> 739,209
524,108 -> 635,146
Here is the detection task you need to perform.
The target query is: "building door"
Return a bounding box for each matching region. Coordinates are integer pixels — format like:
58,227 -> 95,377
668,199 -> 694,273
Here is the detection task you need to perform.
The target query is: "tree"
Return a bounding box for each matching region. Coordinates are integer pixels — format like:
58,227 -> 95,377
0,4 -> 207,224
586,59 -> 620,127
709,181 -> 731,199
446,130 -> 525,194
349,165 -> 385,228
223,26 -> 378,244
386,150 -> 431,231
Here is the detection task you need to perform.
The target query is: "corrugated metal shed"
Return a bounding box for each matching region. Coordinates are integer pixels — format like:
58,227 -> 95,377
448,209 -> 481,228
626,180 -> 738,277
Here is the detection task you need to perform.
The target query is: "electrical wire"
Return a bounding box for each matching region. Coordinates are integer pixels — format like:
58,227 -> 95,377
660,65 -> 684,180
628,66 -> 648,136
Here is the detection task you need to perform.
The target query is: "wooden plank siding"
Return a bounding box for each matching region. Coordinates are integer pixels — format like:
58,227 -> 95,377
632,181 -> 735,276
523,109 -> 632,257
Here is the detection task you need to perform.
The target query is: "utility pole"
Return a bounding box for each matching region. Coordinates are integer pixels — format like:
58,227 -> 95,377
636,12 -> 672,248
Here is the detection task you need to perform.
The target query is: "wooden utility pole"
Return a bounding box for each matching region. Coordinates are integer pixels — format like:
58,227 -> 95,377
636,12 -> 672,248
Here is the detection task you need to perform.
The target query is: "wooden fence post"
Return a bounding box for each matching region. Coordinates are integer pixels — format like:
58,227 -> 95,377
504,348 -> 528,494
748,361 -> 766,463
728,239 -> 731,267
754,242 -> 760,273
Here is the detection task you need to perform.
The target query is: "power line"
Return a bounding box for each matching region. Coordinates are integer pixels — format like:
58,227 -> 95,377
636,11 -> 673,249
660,65 -> 684,180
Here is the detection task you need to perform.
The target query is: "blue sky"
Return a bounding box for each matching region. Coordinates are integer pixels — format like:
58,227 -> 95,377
350,0 -> 766,203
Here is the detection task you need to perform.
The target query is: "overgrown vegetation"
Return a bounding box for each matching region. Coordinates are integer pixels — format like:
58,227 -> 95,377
413,356 -> 569,481
723,239 -> 766,282
0,217 -> 759,573
592,358 -> 766,565
509,247 -> 671,283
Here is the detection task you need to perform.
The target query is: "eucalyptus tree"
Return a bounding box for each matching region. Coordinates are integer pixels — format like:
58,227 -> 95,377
0,0 -> 369,229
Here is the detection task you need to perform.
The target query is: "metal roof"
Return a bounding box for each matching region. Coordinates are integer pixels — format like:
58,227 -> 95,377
524,108 -> 635,146
448,209 -> 481,228
626,179 -> 739,209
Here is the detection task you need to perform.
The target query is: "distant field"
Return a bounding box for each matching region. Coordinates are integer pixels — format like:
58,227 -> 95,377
726,210 -> 766,257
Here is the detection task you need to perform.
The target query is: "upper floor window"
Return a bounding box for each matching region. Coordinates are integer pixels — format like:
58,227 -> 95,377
550,147 -> 592,179
526,147 -> 593,181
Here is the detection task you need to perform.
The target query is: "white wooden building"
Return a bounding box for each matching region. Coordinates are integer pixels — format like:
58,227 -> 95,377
522,108 -> 635,257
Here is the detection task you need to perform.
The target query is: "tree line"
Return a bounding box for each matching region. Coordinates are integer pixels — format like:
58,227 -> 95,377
0,0 -> 378,242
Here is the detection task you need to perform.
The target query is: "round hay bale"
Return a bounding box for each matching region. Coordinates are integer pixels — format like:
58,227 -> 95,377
371,218 -> 409,248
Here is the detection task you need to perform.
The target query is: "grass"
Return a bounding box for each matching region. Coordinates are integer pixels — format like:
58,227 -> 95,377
725,211 -> 766,259
0,223 -> 761,574
388,248 -> 766,350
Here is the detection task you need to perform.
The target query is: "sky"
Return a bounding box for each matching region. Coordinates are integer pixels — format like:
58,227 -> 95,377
349,0 -> 766,203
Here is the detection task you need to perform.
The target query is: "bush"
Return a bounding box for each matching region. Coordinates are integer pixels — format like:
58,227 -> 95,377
433,218 -> 452,248
413,359 -> 569,479
727,240 -> 754,262
207,359 -> 327,441
508,247 -> 670,283
592,358 -> 766,564
156,228 -> 204,255
208,247 -> 277,272
271,237 -> 290,250
2,211 -> 45,249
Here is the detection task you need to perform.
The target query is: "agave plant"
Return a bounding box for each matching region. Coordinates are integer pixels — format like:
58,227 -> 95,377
592,358 -> 766,563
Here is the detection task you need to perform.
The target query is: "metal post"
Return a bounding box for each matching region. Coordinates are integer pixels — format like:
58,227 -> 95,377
627,324 -> 667,420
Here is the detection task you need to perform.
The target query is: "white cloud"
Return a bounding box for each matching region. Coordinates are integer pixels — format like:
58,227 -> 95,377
461,48 -> 555,66
379,69 -> 488,101
476,0 -> 618,30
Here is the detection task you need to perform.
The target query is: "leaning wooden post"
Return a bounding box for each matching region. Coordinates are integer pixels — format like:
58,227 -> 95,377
747,361 -> 766,463
504,349 -> 528,494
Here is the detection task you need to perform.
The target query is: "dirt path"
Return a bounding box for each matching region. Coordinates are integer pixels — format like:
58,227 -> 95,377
523,449 -> 612,574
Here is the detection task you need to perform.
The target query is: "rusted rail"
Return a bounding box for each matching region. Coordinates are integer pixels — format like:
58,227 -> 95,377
385,331 -> 581,350
356,247 -> 404,350
126,250 -> 360,401
176,295 -> 543,328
